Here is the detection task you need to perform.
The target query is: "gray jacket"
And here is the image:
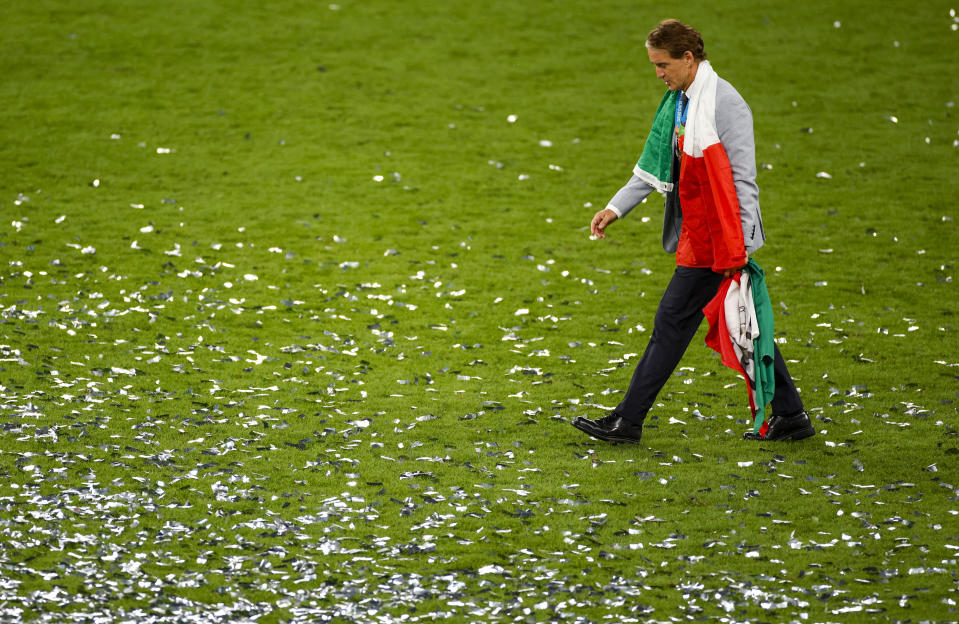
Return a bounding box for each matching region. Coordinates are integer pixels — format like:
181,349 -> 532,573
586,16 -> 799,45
605,77 -> 765,255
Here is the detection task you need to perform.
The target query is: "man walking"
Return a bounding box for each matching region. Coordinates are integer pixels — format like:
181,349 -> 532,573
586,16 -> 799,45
572,19 -> 814,444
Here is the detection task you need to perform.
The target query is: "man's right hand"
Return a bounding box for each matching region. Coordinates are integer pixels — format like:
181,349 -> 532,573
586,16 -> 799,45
590,208 -> 619,239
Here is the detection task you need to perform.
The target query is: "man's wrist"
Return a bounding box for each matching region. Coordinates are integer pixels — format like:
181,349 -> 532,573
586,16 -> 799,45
606,204 -> 624,218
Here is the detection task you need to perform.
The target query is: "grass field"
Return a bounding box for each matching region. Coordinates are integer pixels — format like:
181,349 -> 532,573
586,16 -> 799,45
2,0 -> 958,622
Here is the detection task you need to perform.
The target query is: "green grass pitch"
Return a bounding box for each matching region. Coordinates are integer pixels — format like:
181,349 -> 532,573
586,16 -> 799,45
1,0 -> 957,621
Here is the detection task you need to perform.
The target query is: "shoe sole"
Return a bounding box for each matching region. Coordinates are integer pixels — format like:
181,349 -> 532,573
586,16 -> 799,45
780,425 -> 816,441
752,425 -> 816,442
571,419 -> 642,444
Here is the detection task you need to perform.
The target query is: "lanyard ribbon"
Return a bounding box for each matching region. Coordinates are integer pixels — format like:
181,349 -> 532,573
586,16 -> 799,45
674,91 -> 689,133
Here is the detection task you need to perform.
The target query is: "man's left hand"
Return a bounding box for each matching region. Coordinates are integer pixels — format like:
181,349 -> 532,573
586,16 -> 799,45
722,261 -> 748,278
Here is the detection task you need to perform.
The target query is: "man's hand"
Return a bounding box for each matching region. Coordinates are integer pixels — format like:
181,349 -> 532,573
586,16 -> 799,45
590,208 -> 618,239
722,259 -> 749,278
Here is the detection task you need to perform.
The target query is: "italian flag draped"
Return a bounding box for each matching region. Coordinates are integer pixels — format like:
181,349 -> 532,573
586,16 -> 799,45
633,89 -> 678,193
634,61 -> 747,272
702,259 -> 777,435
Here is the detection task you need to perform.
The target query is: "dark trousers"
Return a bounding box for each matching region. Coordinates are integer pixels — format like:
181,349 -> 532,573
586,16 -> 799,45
616,266 -> 804,422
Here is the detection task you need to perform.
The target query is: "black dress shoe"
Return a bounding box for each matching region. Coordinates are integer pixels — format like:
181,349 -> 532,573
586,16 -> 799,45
743,410 -> 815,441
572,413 -> 643,444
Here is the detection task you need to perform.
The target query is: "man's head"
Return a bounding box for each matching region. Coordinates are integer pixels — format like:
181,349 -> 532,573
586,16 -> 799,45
645,19 -> 706,92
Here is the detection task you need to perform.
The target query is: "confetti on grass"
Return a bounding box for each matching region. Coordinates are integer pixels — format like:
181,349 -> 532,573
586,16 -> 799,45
2,222 -> 953,620
2,14 -> 957,618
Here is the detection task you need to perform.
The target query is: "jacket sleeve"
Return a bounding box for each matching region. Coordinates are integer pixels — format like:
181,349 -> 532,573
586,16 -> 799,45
715,84 -> 765,254
606,174 -> 655,218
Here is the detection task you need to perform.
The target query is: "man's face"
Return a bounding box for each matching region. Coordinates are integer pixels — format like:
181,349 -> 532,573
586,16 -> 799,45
647,47 -> 694,91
